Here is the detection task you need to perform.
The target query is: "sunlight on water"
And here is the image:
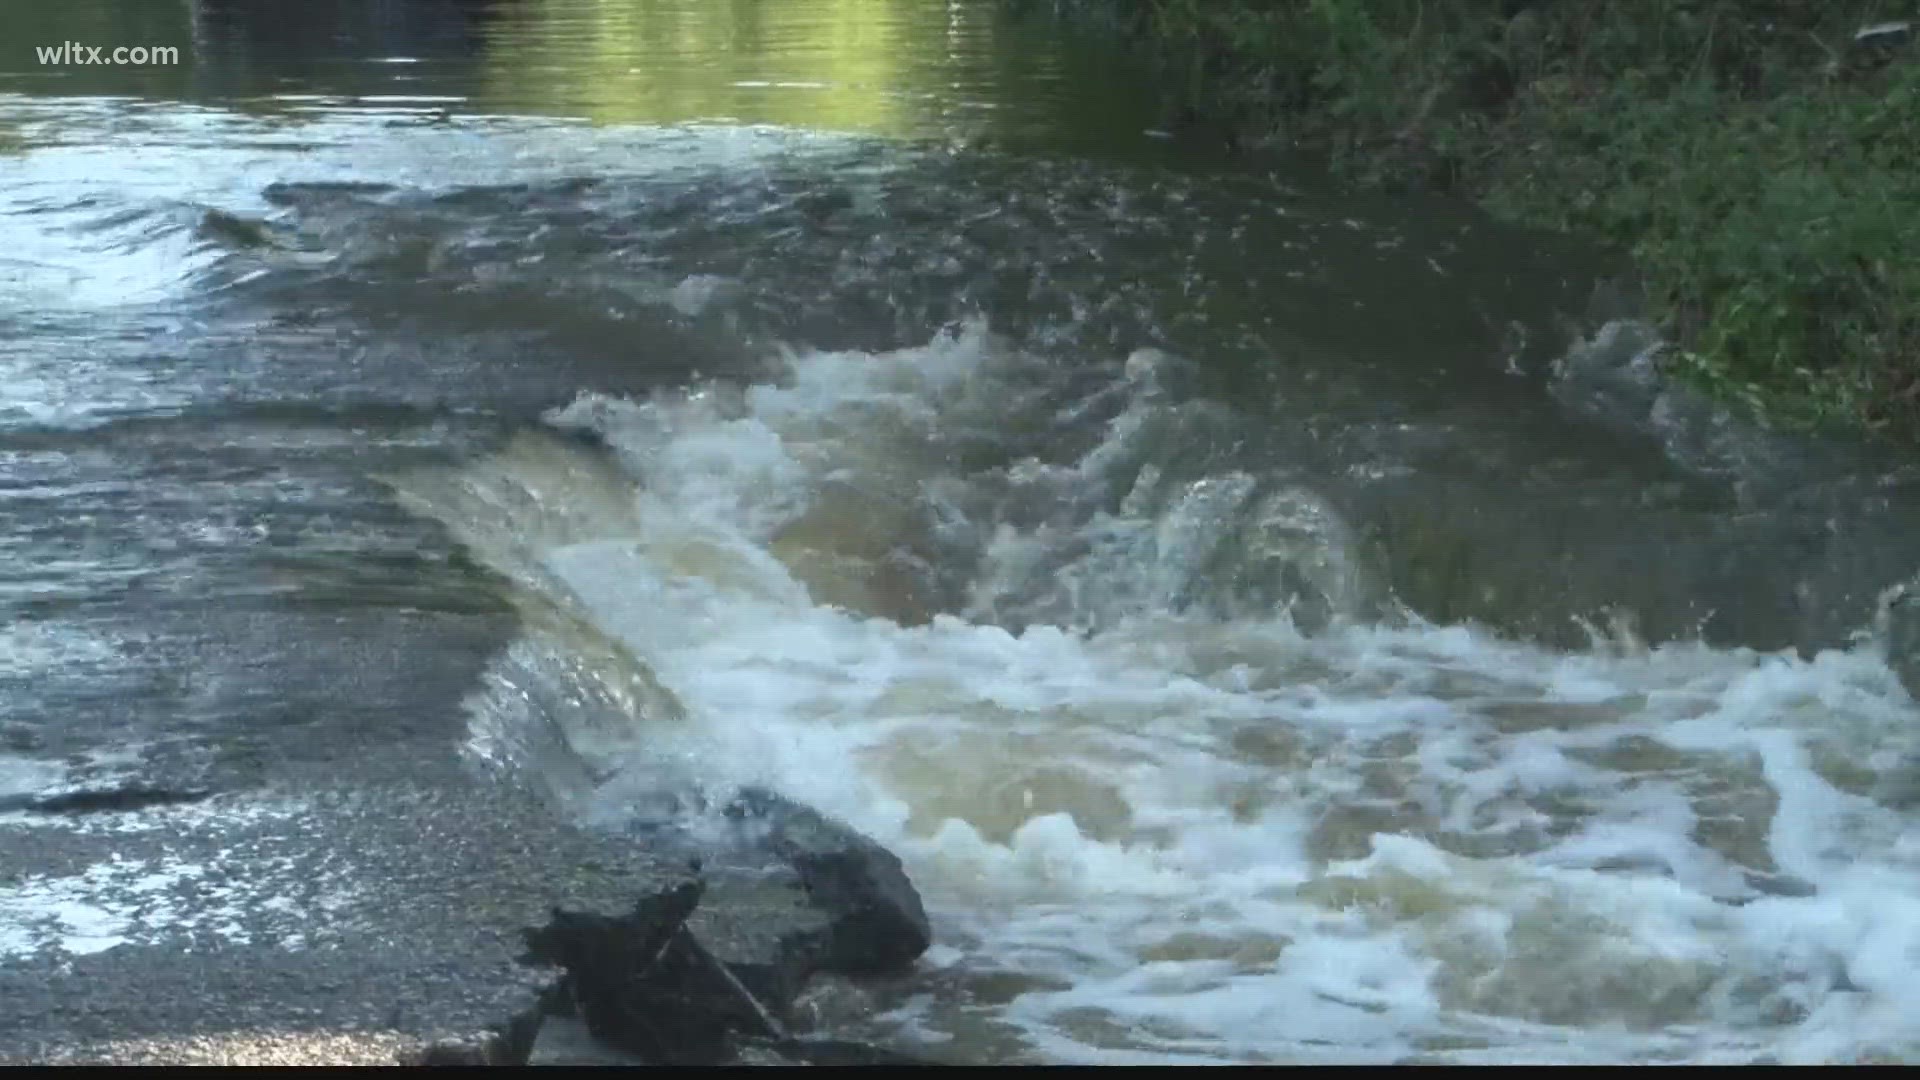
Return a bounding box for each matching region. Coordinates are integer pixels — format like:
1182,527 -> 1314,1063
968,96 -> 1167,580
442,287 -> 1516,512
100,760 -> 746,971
469,0 -> 1143,140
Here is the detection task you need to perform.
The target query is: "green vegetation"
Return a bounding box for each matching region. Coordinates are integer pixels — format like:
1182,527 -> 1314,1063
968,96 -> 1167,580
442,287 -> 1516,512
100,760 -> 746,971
1027,0 -> 1920,441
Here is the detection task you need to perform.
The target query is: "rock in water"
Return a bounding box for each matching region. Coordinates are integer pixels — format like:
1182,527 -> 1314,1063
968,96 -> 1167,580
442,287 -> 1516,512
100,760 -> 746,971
522,880 -> 767,1064
1881,576 -> 1920,703
499,792 -> 934,1066
520,879 -> 703,981
684,871 -> 835,1024
723,787 -> 933,976
1870,581 -> 1920,812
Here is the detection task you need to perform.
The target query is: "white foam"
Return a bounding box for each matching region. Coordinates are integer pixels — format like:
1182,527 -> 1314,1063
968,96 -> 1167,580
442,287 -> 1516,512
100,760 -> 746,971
414,325 -> 1920,1064
668,273 -> 733,317
0,800 -> 354,959
0,621 -> 121,677
0,853 -> 305,958
0,757 -> 64,799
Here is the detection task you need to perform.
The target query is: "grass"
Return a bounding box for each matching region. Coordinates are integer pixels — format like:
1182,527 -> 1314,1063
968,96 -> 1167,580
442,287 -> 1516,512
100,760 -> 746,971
1023,0 -> 1920,443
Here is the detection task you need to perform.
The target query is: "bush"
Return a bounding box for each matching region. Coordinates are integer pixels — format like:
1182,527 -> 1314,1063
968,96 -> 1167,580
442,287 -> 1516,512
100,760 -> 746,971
1036,0 -> 1920,441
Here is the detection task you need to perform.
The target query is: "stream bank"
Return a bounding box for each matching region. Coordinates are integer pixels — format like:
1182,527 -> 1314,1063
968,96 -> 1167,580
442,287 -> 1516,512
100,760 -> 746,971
1022,0 -> 1920,444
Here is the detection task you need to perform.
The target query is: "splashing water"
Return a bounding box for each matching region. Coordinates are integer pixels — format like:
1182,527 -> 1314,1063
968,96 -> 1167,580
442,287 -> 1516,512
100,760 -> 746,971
383,319 -> 1920,1065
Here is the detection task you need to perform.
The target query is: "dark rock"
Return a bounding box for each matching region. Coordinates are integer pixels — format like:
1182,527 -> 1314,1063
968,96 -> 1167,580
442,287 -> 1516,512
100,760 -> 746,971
684,871 -> 835,1024
724,787 -> 932,977
521,876 -> 831,1065
453,791 -> 935,1067
520,879 -> 704,975
1882,576 -> 1920,702
522,880 -> 763,1064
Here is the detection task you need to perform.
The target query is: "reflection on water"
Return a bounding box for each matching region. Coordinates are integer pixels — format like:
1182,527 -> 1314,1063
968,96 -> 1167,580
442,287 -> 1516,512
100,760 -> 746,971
484,0 -> 940,133
3,0 -> 1161,145
185,0 -> 499,101
470,0 -> 1150,140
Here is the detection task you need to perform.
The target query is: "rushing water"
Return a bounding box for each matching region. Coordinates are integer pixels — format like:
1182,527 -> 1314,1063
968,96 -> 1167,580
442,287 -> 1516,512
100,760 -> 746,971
4,0 -> 1919,1065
